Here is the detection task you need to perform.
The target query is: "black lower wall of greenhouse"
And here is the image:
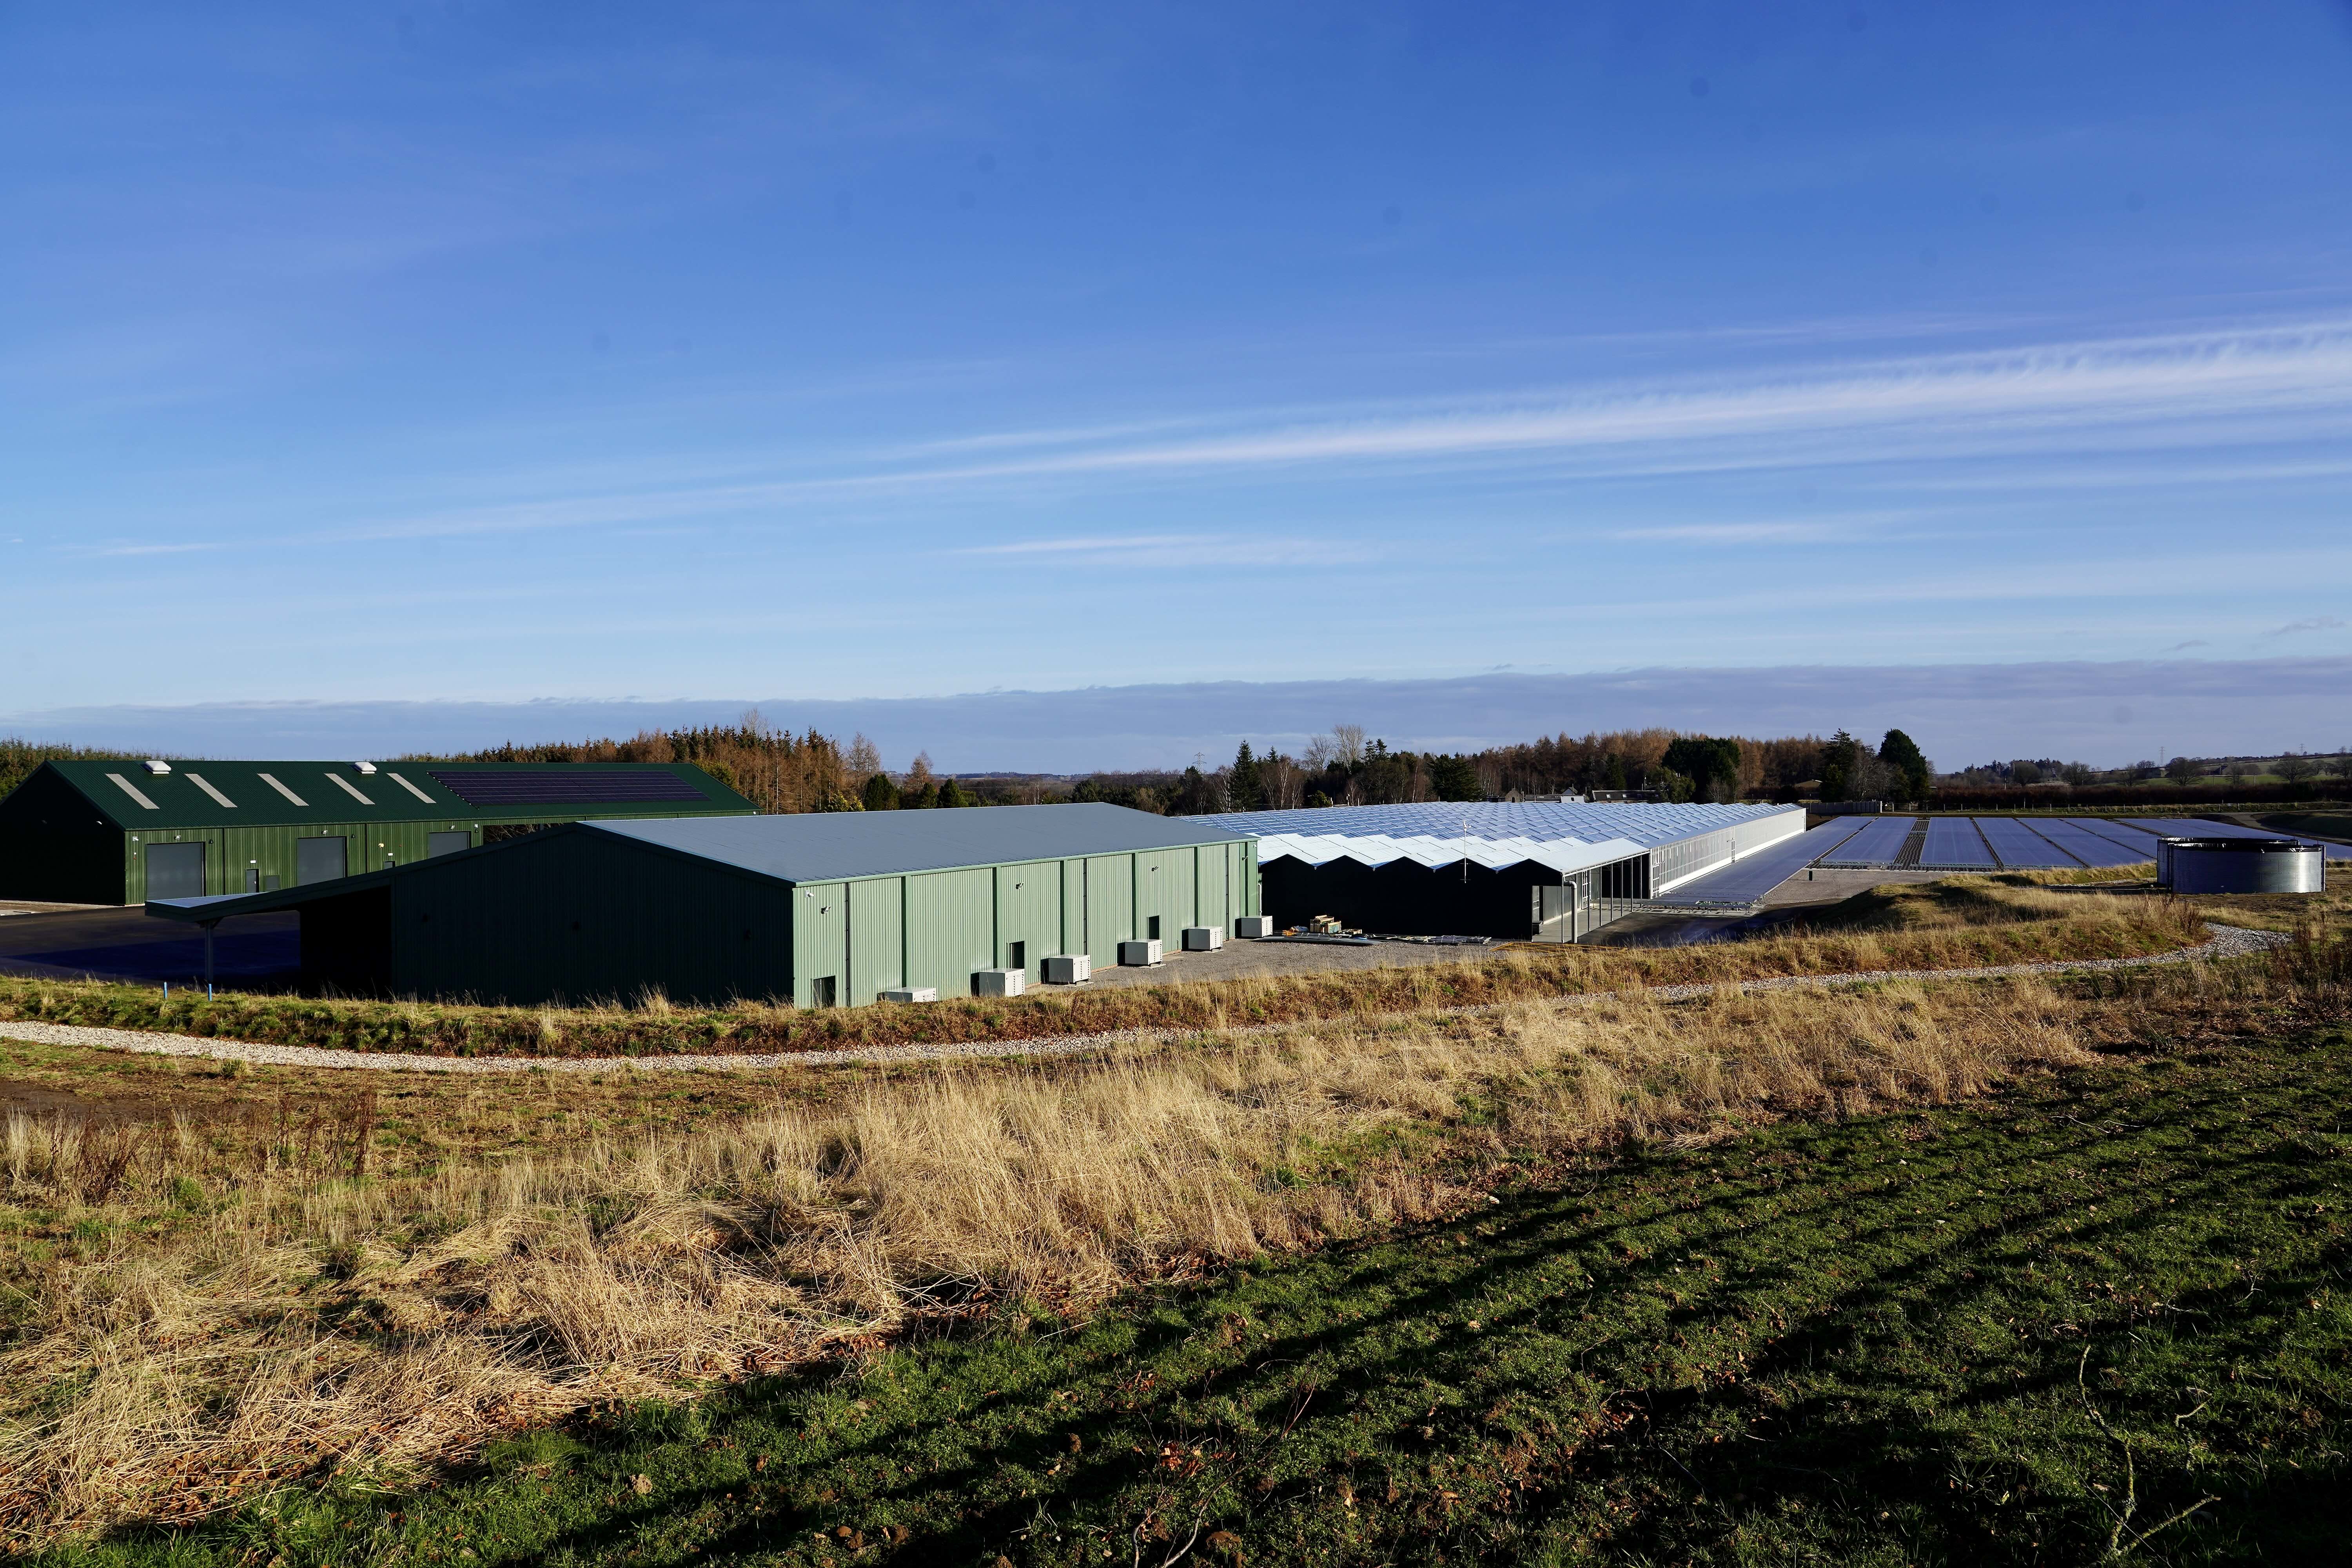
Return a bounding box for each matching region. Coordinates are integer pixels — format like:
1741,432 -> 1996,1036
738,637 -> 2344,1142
1259,857 -> 1558,940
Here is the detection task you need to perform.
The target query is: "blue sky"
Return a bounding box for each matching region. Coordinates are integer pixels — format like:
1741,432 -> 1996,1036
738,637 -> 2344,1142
5,2 -> 2351,766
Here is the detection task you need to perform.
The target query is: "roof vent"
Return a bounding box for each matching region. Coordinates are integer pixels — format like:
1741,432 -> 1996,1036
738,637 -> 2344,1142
352,761 -> 378,775
142,759 -> 171,775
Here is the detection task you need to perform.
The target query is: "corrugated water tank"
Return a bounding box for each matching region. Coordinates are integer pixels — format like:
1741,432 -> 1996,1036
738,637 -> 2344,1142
2159,837 -> 2323,895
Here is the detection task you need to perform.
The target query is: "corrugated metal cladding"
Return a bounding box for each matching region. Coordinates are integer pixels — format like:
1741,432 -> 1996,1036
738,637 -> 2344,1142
151,803 -> 1258,1009
0,760 -> 753,904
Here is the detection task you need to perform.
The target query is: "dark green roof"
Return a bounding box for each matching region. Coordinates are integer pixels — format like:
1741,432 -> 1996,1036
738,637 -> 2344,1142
20,760 -> 753,831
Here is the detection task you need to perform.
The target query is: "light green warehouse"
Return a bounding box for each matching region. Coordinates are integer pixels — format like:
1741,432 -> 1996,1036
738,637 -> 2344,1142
149,802 -> 1259,1007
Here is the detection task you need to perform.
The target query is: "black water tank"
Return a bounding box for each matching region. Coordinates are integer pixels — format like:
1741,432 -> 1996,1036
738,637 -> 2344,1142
2158,837 -> 2323,895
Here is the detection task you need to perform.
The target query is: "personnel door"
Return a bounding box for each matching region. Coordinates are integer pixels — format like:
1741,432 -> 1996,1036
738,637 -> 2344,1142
798,883 -> 848,1007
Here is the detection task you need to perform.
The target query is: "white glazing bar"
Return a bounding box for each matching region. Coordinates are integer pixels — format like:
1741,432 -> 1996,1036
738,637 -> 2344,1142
185,773 -> 238,809
257,773 -> 308,807
106,772 -> 161,810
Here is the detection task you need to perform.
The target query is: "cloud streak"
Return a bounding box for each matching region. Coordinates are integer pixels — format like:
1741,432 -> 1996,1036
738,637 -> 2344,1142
303,316 -> 2352,543
2264,615 -> 2348,637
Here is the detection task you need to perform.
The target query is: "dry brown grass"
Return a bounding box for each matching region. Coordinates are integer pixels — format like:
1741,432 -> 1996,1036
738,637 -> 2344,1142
0,967 -> 2114,1547
0,879 -> 2202,1061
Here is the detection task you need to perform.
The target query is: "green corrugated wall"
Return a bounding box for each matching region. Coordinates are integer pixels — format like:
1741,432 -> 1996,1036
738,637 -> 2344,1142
220,828 -> 1260,1009
393,829 -> 794,1005
121,818 -> 485,902
824,840 -> 1259,1005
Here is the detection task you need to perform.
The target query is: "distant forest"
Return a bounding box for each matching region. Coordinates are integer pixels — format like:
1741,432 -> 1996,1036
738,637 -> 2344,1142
4,719 -> 2347,815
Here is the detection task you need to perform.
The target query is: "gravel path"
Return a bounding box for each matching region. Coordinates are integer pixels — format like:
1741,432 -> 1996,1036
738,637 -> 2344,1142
0,924 -> 2287,1078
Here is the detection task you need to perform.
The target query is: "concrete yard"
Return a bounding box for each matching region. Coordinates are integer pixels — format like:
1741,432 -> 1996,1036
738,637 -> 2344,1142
0,904 -> 300,987
1053,933 -> 1512,991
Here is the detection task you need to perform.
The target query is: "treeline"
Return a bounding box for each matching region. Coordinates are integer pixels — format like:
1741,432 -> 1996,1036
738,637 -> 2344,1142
16,716 -> 2338,820
0,739 -> 145,801
1127,724 -> 1934,814
426,713 -> 874,816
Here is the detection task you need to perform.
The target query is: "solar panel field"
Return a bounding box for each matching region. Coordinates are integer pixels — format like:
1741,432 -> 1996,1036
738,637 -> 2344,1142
1659,809 -> 2345,904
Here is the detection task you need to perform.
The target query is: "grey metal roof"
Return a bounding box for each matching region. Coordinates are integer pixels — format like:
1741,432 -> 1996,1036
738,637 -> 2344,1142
586,802 -> 1250,884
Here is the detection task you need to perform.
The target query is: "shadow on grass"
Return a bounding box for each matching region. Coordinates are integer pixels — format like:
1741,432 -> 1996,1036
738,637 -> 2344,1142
57,1034 -> 2352,1568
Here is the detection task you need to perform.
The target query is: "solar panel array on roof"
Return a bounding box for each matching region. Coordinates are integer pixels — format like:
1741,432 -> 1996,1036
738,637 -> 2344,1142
427,768 -> 710,806
1649,818 -> 1870,906
1200,800 -> 1793,851
1820,816 -> 1914,865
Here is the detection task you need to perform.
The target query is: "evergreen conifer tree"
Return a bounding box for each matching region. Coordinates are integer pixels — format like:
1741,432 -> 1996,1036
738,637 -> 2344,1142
1877,729 -> 1931,804
1229,741 -> 1265,812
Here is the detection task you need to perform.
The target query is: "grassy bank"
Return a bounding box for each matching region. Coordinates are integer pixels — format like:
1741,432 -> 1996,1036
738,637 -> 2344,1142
0,881 -> 2200,1059
35,927 -> 2351,1564
0,895 -> 2325,1552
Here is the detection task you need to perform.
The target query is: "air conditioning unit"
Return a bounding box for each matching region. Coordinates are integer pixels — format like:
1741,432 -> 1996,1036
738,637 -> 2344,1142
1042,953 -> 1092,984
880,985 -> 939,1003
1234,916 -> 1276,939
1117,938 -> 1163,967
1182,925 -> 1223,951
972,968 -> 1026,997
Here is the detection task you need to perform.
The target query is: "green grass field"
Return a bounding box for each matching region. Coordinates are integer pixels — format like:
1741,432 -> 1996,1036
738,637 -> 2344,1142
50,1004 -> 2348,1566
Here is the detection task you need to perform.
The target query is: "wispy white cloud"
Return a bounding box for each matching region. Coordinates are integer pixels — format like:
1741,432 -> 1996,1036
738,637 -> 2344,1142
89,316 -> 2352,557
2263,615 -> 2348,637
1601,519 -> 1856,544
91,541 -> 221,557
952,532 -> 1380,568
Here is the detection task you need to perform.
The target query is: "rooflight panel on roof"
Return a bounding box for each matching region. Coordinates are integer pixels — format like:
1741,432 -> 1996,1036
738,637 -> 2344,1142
107,772 -> 161,810
257,773 -> 308,807
427,768 -> 708,806
386,771 -> 437,804
184,773 -> 237,809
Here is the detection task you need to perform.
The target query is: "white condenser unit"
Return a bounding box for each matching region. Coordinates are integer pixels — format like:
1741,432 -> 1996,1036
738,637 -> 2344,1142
1118,938 -> 1163,967
1042,954 -> 1092,984
1182,926 -> 1224,951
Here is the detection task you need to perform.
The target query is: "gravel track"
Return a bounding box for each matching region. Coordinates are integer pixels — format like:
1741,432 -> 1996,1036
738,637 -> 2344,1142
0,924 -> 2286,1078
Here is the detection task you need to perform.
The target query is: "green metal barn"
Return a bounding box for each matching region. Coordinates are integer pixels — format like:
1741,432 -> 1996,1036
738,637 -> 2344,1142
147,802 -> 1258,1007
0,759 -> 754,905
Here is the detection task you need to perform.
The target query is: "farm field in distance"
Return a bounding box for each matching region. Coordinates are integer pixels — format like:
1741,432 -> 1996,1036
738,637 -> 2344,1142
4,879 -> 2347,1564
